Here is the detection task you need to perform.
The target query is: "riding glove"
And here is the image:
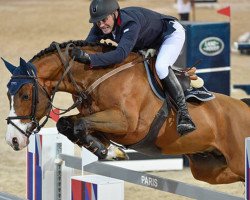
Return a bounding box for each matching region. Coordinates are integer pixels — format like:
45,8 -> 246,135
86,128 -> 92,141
71,47 -> 91,65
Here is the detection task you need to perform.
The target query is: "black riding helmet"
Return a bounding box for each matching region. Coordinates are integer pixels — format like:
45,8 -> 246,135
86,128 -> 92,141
89,0 -> 120,23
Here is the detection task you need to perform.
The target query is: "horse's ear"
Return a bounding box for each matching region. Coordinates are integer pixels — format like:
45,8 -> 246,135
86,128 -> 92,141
1,57 -> 16,74
19,57 -> 27,67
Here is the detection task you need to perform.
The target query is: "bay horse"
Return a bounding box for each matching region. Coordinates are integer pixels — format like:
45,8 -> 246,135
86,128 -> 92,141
3,40 -> 250,185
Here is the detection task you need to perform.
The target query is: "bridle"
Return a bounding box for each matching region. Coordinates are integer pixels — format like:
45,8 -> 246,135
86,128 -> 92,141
6,75 -> 52,137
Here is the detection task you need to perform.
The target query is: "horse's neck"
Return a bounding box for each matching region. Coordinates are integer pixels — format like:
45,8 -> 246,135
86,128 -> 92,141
33,47 -> 142,95
33,53 -> 76,94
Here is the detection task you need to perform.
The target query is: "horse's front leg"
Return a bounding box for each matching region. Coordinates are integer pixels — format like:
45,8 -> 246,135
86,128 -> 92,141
92,132 -> 129,160
56,115 -> 107,159
78,108 -> 129,134
74,109 -> 130,159
56,113 -> 128,160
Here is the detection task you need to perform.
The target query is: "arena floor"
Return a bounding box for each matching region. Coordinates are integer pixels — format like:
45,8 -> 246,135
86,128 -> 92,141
0,0 -> 250,199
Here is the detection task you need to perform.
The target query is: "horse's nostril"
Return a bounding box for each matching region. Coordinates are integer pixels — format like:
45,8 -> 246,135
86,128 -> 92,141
12,137 -> 18,145
12,137 -> 20,151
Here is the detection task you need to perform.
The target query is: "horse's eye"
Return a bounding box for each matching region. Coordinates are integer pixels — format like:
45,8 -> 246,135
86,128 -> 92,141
22,94 -> 29,101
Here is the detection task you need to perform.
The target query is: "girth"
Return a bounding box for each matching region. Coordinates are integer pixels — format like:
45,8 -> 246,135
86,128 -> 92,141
127,100 -> 170,156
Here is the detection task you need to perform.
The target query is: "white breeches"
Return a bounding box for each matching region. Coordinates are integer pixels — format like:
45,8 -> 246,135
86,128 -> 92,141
156,21 -> 185,79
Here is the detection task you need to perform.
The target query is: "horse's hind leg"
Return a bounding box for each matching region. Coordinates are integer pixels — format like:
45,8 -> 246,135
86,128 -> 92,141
191,164 -> 244,184
188,154 -> 244,184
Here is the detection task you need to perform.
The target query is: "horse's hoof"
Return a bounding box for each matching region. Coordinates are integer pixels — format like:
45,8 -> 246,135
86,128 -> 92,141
114,147 -> 129,160
105,145 -> 129,160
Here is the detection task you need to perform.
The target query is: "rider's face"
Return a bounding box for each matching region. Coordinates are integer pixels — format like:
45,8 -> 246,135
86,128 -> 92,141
96,14 -> 115,34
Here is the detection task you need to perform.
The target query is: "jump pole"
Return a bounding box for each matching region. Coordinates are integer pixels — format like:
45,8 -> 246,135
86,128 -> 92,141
56,147 -> 244,200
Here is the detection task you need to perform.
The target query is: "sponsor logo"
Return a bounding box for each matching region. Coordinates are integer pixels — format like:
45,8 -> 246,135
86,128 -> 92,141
11,82 -> 17,85
123,28 -> 129,33
141,175 -> 158,188
199,37 -> 224,56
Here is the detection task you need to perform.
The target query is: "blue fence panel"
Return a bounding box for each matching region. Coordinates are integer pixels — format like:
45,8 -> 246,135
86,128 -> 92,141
175,22 -> 230,95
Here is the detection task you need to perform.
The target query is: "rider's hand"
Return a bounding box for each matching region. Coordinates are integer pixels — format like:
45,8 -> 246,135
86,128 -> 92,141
139,49 -> 156,58
145,49 -> 156,58
70,47 -> 91,65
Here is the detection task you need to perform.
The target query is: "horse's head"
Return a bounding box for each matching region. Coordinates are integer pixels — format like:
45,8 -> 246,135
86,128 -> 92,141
2,57 -> 51,151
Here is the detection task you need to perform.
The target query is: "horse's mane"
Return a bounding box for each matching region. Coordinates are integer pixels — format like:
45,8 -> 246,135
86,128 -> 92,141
29,40 -> 117,63
241,98 -> 250,107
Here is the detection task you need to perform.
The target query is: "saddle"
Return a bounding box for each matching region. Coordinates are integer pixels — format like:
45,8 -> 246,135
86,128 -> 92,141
144,56 -> 215,103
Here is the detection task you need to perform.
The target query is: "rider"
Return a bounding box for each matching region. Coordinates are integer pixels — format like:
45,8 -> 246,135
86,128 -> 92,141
70,0 -> 196,135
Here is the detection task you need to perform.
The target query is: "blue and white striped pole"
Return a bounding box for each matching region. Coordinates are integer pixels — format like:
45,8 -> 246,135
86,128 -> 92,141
245,137 -> 250,200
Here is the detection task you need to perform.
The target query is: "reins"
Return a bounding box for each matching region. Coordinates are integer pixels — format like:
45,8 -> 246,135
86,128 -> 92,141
54,42 -> 147,104
86,57 -> 147,94
50,42 -> 91,113
9,42 -> 146,137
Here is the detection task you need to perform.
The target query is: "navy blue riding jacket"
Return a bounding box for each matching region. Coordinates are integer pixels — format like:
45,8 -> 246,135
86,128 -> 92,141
86,7 -> 177,67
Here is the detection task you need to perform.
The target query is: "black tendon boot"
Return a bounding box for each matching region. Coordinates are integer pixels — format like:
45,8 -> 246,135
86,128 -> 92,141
74,119 -> 108,159
161,67 -> 196,135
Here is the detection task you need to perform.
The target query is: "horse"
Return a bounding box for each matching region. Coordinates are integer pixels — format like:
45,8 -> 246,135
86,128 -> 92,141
3,40 -> 250,185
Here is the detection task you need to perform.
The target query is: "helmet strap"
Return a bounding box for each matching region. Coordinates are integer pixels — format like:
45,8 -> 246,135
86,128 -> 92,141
112,10 -> 120,32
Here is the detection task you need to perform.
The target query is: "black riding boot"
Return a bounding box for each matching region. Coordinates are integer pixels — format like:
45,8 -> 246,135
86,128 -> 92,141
161,67 -> 196,135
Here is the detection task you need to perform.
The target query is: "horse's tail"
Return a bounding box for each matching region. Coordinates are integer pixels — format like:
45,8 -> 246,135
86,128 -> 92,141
241,98 -> 250,107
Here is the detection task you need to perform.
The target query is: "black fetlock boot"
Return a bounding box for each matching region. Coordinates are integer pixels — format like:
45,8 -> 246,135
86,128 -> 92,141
160,67 -> 196,135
